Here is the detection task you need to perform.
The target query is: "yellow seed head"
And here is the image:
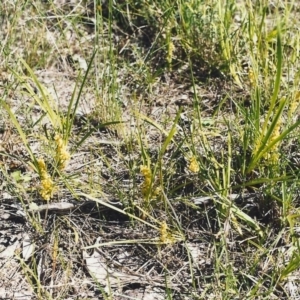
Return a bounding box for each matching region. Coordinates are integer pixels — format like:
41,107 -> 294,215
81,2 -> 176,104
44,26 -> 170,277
40,176 -> 55,201
189,156 -> 199,173
167,41 -> 175,66
37,158 -> 55,201
267,151 -> 280,165
248,69 -> 256,86
252,136 -> 260,158
54,135 -> 70,170
140,165 -> 151,178
153,186 -> 161,198
159,221 -> 175,244
37,158 -> 46,171
140,165 -> 152,197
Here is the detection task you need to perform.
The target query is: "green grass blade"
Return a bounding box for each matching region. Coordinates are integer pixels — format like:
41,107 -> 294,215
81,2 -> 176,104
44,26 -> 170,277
1,100 -> 37,171
65,50 -> 97,141
17,59 -> 62,131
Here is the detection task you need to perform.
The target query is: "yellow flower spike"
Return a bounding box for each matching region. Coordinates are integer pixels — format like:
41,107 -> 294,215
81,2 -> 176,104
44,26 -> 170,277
40,176 -> 55,201
37,158 -> 47,178
140,165 -> 151,178
167,40 -> 175,67
153,186 -> 162,198
248,69 -> 256,86
37,158 -> 46,170
159,221 -> 175,244
188,156 -> 199,173
37,157 -> 55,201
54,134 -> 70,170
140,165 -> 152,198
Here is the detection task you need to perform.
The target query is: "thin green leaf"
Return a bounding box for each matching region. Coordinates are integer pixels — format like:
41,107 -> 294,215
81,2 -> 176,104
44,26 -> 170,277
65,50 -> 97,141
1,101 -> 37,172
159,108 -> 181,158
17,60 -> 62,131
259,30 -> 282,142
248,97 -> 287,172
